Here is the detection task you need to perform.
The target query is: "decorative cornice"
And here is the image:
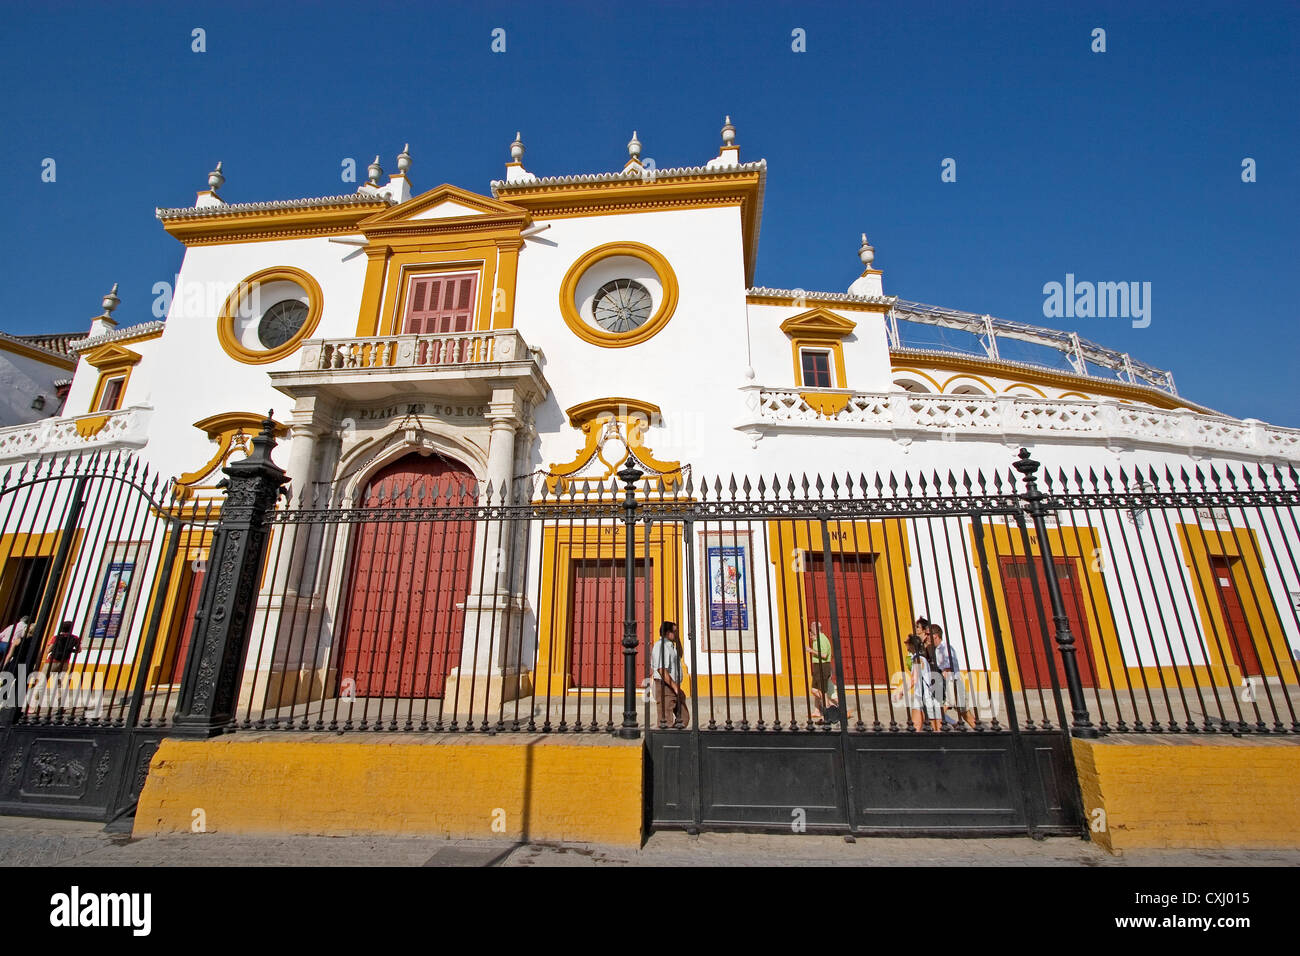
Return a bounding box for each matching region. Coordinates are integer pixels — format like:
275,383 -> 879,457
491,160 -> 767,192
68,321 -> 165,353
155,193 -> 393,220
748,286 -> 897,308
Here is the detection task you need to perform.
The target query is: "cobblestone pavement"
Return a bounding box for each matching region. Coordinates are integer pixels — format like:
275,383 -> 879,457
1,816 -> 1296,867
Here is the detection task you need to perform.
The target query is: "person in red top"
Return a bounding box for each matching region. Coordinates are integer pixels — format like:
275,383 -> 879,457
45,620 -> 81,674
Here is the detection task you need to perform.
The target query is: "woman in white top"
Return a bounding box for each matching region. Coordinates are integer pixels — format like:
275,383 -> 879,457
905,634 -> 941,731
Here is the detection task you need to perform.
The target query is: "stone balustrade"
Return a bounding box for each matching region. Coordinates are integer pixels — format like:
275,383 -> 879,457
745,388 -> 1300,462
0,404 -> 154,464
301,329 -> 530,372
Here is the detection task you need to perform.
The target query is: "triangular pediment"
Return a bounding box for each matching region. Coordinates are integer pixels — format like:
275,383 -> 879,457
361,183 -> 528,227
81,343 -> 143,369
779,307 -> 857,338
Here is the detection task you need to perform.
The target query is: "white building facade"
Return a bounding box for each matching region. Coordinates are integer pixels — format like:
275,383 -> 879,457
2,123 -> 1297,731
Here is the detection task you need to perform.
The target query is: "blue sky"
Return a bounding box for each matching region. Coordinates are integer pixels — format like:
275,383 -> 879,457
1,1 -> 1295,423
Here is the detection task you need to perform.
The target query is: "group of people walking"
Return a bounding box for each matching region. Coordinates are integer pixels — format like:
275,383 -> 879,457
903,616 -> 977,731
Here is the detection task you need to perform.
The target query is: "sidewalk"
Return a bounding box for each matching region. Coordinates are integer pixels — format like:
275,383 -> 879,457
1,816 -> 1297,867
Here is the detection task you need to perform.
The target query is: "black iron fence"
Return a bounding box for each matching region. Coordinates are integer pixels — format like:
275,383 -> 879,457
0,453 -> 217,730
1,421 -> 1296,827
217,440 -> 1300,740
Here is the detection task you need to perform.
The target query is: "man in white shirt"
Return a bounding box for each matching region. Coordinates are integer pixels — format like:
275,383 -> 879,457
929,623 -> 976,729
650,621 -> 688,728
0,616 -> 29,666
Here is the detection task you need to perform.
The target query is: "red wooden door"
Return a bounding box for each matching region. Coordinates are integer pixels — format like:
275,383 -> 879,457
168,567 -> 204,683
339,455 -> 477,698
802,553 -> 887,686
569,559 -> 650,688
999,556 -> 1096,688
1209,556 -> 1262,675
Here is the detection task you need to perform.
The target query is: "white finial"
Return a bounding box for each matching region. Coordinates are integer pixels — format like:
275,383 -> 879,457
207,161 -> 224,192
367,155 -> 383,184
101,282 -> 120,316
510,131 -> 524,163
396,143 -> 412,175
721,115 -> 736,146
627,130 -> 642,161
859,233 -> 875,268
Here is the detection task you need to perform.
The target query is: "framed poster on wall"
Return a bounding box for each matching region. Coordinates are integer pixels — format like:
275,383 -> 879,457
698,530 -> 756,651
85,542 -> 149,644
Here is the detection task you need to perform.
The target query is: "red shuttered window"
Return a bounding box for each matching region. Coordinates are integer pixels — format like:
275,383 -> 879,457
402,272 -> 478,334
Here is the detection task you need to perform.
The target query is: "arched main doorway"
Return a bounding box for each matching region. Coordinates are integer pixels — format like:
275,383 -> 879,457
337,453 -> 478,698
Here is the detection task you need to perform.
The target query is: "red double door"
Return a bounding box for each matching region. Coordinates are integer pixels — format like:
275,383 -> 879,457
339,455 -> 477,698
998,556 -> 1097,688
802,554 -> 888,686
569,559 -> 651,688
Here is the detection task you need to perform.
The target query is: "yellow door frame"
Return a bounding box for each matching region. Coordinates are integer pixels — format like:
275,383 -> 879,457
535,522 -> 683,697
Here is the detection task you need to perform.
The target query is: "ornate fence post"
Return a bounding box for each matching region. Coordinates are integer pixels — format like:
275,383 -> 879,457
617,458 -> 644,739
172,414 -> 288,737
1013,448 -> 1099,738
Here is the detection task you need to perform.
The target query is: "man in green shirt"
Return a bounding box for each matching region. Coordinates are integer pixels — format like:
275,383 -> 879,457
805,621 -> 837,720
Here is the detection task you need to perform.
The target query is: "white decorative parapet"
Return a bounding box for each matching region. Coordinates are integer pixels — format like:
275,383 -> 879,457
0,404 -> 154,465
301,329 -> 531,372
745,388 -> 1300,462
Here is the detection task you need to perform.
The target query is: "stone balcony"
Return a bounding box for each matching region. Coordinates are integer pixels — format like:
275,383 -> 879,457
0,403 -> 154,465
270,328 -> 548,405
742,387 -> 1300,463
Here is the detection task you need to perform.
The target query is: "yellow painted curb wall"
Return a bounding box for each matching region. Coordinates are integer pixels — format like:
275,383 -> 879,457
134,733 -> 644,846
1073,735 -> 1300,853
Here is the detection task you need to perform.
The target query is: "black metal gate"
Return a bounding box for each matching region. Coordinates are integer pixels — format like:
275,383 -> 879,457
643,453 -> 1089,836
0,453 -> 216,822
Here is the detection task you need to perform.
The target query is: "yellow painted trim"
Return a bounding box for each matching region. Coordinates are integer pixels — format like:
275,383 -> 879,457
86,348 -> 137,413
0,529 -> 84,649
1057,390 -> 1094,400
891,367 -> 944,393
134,735 -> 644,846
1074,736 -> 1300,851
142,526 -> 214,686
798,391 -> 850,416
159,199 -> 390,246
175,413 -> 289,497
383,261 -> 485,336
74,414 -> 111,438
793,341 -> 847,389
889,349 -> 1200,412
1004,381 -> 1049,398
782,308 -> 855,389
535,524 -> 683,696
1175,522 -> 1294,683
217,266 -> 324,365
547,397 -> 681,492
0,337 -> 77,371
499,168 -> 763,283
558,241 -> 680,348
940,372 -> 997,394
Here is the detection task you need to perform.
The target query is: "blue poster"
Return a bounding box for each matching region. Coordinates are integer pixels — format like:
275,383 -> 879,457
707,545 -> 749,630
91,560 -> 135,640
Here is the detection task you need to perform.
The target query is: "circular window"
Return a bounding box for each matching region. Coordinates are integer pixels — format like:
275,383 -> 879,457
217,266 -> 323,365
591,279 -> 653,333
559,242 -> 679,348
258,299 -> 310,349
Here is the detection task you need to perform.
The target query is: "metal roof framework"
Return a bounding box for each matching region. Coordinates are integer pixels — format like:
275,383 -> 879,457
887,299 -> 1177,394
